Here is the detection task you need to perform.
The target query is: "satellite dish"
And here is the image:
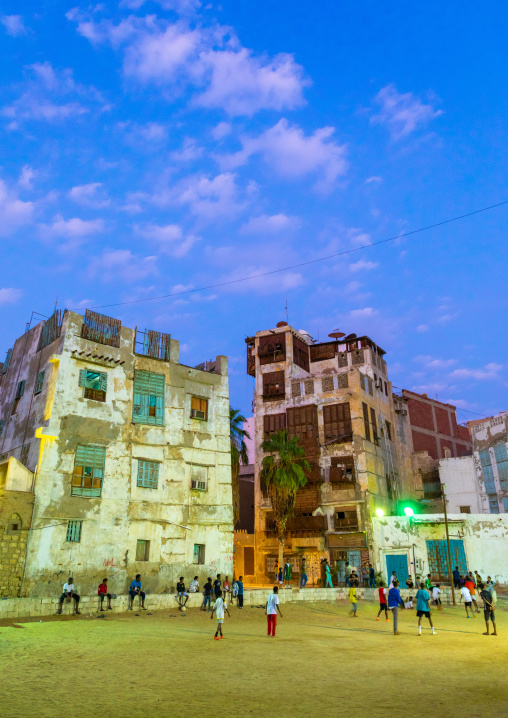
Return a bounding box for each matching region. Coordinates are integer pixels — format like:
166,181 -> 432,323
276,321 -> 288,328
344,333 -> 357,341
328,331 -> 346,339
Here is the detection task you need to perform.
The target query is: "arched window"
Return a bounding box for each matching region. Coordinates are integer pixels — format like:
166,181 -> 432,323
7,513 -> 22,533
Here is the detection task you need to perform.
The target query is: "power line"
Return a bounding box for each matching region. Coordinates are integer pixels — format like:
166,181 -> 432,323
78,198 -> 508,311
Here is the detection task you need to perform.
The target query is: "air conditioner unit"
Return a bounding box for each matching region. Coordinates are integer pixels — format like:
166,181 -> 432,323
191,480 -> 207,491
191,409 -> 206,419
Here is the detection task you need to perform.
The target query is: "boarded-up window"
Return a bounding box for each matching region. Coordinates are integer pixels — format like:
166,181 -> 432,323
246,340 -> 255,376
293,335 -> 310,372
338,352 -> 348,368
287,404 -> 319,457
352,349 -> 364,365
263,371 -> 285,401
310,342 -> 336,362
362,403 -> 371,442
370,407 -> 378,443
330,456 -> 355,483
304,378 -> 314,395
323,403 -> 352,443
133,370 -> 165,426
258,334 -> 286,365
264,413 -> 287,439
334,507 -> 358,530
291,379 -> 301,397
322,376 -> 334,392
244,546 -> 255,575
337,373 -> 348,389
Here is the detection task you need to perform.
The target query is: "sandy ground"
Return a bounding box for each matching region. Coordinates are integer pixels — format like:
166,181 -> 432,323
1,599 -> 507,718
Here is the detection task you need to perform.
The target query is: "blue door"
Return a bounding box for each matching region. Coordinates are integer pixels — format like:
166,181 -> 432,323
386,554 -> 408,583
426,539 -> 467,580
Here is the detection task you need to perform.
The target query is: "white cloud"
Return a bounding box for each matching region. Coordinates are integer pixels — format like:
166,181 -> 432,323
219,119 -> 347,191
416,323 -> 429,332
18,165 -> 36,190
68,183 -> 110,208
219,266 -> 304,295
449,363 -> 503,381
39,215 -> 105,241
349,259 -> 378,272
365,176 -> 382,184
211,121 -> 232,140
120,121 -> 168,144
349,307 -> 378,319
371,84 -> 442,140
347,228 -> 371,246
414,355 -> 457,369
1,15 -> 26,36
0,180 -> 34,235
70,14 -> 307,116
89,249 -> 157,282
240,213 -> 301,235
169,172 -> 247,221
120,0 -> 201,12
0,287 -> 22,305
170,137 -> 203,162
136,223 -> 199,257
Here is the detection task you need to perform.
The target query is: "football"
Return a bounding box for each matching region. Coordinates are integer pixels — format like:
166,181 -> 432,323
180,606 -> 187,612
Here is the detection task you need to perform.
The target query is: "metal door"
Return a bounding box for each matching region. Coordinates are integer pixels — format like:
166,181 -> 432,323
426,539 -> 467,581
386,554 -> 409,583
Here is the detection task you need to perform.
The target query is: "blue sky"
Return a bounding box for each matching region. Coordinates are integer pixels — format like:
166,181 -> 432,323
1,1 -> 507,422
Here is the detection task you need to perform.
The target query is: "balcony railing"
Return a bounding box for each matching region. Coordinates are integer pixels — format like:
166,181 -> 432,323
81,309 -> 121,348
134,328 -> 171,361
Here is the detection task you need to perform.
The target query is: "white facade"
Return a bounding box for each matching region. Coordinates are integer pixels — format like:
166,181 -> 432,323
469,412 -> 508,514
438,456 -> 486,514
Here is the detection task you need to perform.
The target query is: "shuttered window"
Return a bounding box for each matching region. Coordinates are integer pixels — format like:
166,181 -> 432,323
370,407 -> 379,443
191,396 -> 208,420
72,445 -> 106,497
493,443 -> 508,489
35,370 -> 45,395
79,368 -> 107,402
258,334 -> 286,365
310,342 -> 336,362
262,371 -> 285,400
2,348 -> 12,374
15,380 -> 26,399
479,449 -> 495,492
133,370 -> 165,426
66,520 -> 82,542
263,413 -> 287,439
137,460 -> 160,489
362,403 -> 371,442
322,403 -> 352,442
287,404 -> 319,457
293,335 -> 310,372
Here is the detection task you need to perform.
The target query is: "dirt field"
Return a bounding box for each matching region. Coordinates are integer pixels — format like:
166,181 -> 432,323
1,599 -> 507,718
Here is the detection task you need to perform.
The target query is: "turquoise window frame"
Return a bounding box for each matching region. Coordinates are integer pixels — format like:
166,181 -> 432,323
137,460 -> 160,489
132,370 -> 165,426
71,444 -> 106,498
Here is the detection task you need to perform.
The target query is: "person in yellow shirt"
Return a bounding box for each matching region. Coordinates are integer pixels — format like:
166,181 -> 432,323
349,585 -> 358,617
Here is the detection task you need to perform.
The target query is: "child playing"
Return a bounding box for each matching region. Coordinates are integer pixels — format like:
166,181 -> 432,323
232,579 -> 238,600
404,596 -> 414,610
223,576 -> 231,600
348,584 -> 358,617
278,567 -> 283,586
460,583 -> 475,618
478,582 -> 497,636
432,584 -> 443,610
376,581 -> 389,622
211,593 -> 230,640
189,576 -> 199,593
202,577 -> 213,611
416,582 -> 436,635
266,586 -> 283,636
237,576 -> 244,608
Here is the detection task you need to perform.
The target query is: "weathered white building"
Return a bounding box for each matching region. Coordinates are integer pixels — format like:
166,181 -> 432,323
468,412 -> 508,514
372,514 -> 508,585
438,455 -> 486,514
0,309 -> 233,598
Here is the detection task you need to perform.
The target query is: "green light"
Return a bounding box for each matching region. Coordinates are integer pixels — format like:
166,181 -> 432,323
375,508 -> 385,517
404,506 -> 414,517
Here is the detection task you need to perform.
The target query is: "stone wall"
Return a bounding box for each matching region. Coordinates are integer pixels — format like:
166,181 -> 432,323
0,489 -> 33,598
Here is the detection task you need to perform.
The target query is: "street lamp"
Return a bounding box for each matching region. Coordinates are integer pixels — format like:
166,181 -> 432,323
375,508 -> 385,518
403,506 -> 414,518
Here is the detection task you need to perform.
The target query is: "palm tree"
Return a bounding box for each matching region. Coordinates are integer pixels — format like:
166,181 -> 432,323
260,429 -> 310,568
230,407 -> 250,527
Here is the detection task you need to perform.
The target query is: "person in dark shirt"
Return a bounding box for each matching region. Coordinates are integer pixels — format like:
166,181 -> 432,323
202,577 -> 213,611
368,563 -> 376,588
452,566 -> 461,589
237,575 -> 244,608
479,583 -> 497,636
214,574 -> 222,598
176,577 -> 189,607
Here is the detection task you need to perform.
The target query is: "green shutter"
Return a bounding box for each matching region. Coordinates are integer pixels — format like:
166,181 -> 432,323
2,349 -> 12,374
79,369 -> 87,387
132,371 -> 165,426
35,370 -> 45,394
99,372 -> 107,392
0,419 -> 3,436
15,380 -> 26,399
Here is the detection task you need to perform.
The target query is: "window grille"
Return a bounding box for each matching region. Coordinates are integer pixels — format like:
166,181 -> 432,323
66,520 -> 82,542
134,328 -> 171,361
137,460 -> 160,489
35,370 -> 45,395
37,310 -> 63,351
72,445 -> 106,497
133,370 -> 165,426
459,506 -> 471,514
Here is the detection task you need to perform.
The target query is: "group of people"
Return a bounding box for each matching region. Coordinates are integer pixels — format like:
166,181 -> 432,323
276,557 -> 377,589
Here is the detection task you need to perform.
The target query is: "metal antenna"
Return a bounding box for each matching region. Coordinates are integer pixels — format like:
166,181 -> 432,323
285,299 -> 288,323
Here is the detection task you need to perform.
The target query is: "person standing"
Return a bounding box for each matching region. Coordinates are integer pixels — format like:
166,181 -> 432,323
389,571 -> 397,589
344,561 -> 352,587
376,581 -> 389,622
388,580 -> 404,635
58,577 -> 81,615
98,578 -> 113,611
349,584 -> 358,617
478,582 -> 497,636
460,583 -> 475,618
213,574 -> 222,599
324,559 -> 333,588
223,576 -> 231,601
237,576 -> 244,608
368,563 -> 376,588
277,566 -> 283,586
274,560 -> 278,585
128,574 -> 146,610
432,584 -> 443,611
416,582 -> 436,635
465,574 -> 480,613
425,574 -> 433,593
474,570 -> 482,586
211,593 -> 229,640
202,577 -> 213,611
283,560 -> 292,589
452,566 -> 461,589
300,558 -> 308,589
485,576 -> 497,605
266,586 -> 283,636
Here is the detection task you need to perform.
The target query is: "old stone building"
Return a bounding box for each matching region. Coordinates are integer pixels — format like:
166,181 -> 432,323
468,412 -> 508,514
245,322 -> 418,584
0,309 -> 232,598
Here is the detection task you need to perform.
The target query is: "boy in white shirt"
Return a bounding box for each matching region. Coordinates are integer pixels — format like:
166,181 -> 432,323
211,595 -> 230,640
460,585 -> 474,618
432,584 -> 443,610
58,577 -> 81,615
404,596 -> 414,609
266,586 -> 283,636
188,576 -> 199,593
